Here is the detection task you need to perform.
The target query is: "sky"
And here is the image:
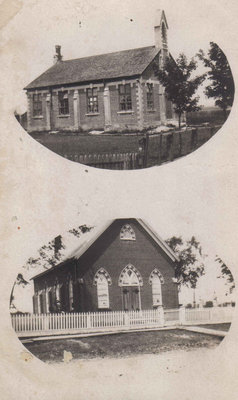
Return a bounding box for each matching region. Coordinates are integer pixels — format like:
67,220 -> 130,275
1,0 -> 232,114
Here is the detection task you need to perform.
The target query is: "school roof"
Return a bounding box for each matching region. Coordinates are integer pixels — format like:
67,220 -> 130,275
31,218 -> 179,280
25,46 -> 160,90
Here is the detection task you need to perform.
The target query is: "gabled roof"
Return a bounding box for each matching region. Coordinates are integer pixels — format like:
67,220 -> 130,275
25,46 -> 160,90
31,218 -> 178,280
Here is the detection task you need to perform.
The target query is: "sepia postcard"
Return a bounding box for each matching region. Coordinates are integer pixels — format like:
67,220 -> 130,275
1,0 -> 238,399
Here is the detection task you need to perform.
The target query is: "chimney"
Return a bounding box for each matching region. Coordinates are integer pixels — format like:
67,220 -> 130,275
154,10 -> 168,51
54,45 -> 63,64
54,235 -> 62,258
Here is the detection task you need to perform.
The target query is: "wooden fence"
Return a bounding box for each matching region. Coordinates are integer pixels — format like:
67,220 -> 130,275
183,306 -> 234,325
64,152 -> 143,170
11,306 -> 234,338
147,125 -> 220,167
32,124 -> 220,170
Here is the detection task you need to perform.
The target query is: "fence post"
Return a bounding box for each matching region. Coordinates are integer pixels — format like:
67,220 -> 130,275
168,133 -> 174,161
158,307 -> 165,327
191,128 -> 198,151
124,312 -> 130,329
179,306 -> 186,325
44,314 -> 49,331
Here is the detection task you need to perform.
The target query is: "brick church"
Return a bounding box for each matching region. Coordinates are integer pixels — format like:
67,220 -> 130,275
32,218 -> 179,314
25,10 -> 177,133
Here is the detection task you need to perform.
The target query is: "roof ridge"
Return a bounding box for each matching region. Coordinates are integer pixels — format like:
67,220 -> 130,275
62,45 -> 156,63
31,218 -> 178,281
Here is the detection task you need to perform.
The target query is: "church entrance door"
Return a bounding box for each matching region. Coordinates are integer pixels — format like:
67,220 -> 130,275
122,286 -> 140,311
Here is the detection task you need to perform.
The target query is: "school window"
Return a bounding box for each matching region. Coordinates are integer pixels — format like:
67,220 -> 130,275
48,290 -> 53,313
87,88 -> 98,113
119,84 -> 132,111
33,93 -> 42,116
58,91 -> 69,115
146,83 -> 154,110
39,293 -> 44,313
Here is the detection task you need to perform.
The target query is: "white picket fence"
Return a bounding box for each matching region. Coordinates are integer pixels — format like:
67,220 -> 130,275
184,306 -> 234,325
11,306 -> 234,338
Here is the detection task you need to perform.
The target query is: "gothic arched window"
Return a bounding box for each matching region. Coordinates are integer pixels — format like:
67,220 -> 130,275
120,224 -> 136,241
149,269 -> 164,307
118,264 -> 143,287
93,268 -> 112,309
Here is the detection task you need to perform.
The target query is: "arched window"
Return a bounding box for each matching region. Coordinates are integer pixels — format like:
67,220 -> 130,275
118,264 -> 143,287
120,224 -> 136,241
149,269 -> 164,307
93,268 -> 112,309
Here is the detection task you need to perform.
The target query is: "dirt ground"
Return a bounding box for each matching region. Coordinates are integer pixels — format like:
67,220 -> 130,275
23,328 -> 223,364
195,323 -> 231,331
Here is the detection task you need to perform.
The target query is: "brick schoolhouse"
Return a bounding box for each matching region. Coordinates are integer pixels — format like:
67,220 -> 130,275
32,218 -> 179,314
25,10 -> 177,133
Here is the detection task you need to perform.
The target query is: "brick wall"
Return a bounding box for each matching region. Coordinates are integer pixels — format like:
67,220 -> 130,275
79,87 -> 105,131
109,84 -> 139,130
51,90 -> 75,130
27,63 -> 173,132
27,92 -> 48,132
142,82 -> 161,126
78,219 -> 178,311
33,219 -> 179,313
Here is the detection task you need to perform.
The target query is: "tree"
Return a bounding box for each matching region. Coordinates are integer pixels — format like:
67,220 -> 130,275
10,225 -> 93,311
165,236 -> 206,290
10,273 -> 29,310
216,256 -> 235,294
154,54 -> 206,128
197,42 -> 234,120
23,225 -> 93,271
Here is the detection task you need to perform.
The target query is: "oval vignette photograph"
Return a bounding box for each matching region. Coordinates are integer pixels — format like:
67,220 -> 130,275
14,6 -> 235,170
10,218 -> 235,364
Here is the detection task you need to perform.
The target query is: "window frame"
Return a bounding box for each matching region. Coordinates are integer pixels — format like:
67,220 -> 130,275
32,93 -> 43,117
118,84 -> 132,111
146,83 -> 154,110
58,91 -> 69,115
120,224 -> 136,241
87,88 -> 99,113
96,274 -> 110,309
151,275 -> 162,307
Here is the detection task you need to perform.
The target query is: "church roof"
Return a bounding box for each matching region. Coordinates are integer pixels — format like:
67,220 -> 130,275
31,218 -> 179,280
25,46 -> 160,90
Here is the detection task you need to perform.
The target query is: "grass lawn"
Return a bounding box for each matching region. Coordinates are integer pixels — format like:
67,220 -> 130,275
195,323 -> 231,332
29,123 -> 220,169
31,132 -> 142,155
23,329 -> 223,364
